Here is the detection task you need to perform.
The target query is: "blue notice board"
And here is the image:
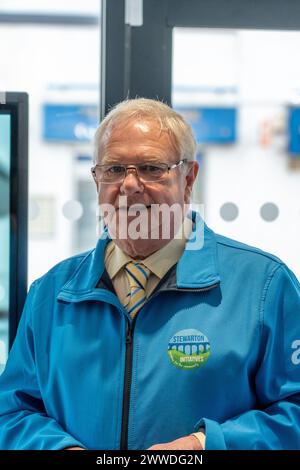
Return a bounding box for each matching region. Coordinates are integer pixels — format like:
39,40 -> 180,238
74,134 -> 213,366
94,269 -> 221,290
43,104 -> 98,142
175,107 -> 237,144
287,107 -> 300,157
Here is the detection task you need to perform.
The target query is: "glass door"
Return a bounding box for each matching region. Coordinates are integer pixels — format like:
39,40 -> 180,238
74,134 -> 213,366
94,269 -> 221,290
0,111 -> 11,373
172,28 -> 300,278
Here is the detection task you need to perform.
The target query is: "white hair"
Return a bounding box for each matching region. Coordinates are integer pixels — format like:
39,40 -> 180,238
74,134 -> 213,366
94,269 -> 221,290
93,98 -> 197,163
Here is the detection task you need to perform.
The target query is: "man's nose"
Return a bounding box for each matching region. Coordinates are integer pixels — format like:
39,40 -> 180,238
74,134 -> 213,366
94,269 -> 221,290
119,170 -> 144,195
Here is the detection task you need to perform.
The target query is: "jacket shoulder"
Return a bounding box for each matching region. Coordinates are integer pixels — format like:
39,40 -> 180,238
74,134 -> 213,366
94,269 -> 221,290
31,249 -> 95,289
214,232 -> 284,267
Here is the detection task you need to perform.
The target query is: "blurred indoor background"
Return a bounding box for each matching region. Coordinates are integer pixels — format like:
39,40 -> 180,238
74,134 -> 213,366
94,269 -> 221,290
1,0 -> 300,371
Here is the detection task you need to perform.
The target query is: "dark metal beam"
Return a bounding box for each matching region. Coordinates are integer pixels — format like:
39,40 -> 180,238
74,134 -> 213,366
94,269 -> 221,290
101,0 -> 172,119
101,0 -> 127,119
130,0 -> 172,105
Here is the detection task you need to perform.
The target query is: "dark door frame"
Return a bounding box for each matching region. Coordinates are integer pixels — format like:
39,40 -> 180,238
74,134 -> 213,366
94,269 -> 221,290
0,92 -> 28,348
101,0 -> 300,118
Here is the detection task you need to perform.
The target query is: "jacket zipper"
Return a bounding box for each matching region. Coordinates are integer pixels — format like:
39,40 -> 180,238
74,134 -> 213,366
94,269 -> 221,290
148,282 -> 220,300
120,316 -> 136,450
119,282 -> 219,449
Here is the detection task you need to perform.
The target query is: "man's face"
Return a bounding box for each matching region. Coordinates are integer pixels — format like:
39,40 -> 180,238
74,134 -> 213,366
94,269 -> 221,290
95,118 -> 198,258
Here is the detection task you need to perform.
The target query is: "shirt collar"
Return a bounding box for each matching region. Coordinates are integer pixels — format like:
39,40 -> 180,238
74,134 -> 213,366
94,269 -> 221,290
57,211 -> 221,302
105,216 -> 193,280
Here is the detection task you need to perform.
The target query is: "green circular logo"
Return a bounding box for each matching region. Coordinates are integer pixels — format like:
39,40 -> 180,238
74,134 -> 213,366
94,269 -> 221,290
168,329 -> 211,370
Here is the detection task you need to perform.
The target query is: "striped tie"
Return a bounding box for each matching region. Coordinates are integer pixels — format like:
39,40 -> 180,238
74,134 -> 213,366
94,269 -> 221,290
123,262 -> 150,319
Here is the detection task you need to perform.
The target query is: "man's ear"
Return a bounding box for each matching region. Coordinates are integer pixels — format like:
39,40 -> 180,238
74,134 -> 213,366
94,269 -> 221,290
185,160 -> 199,189
92,178 -> 100,193
184,161 -> 199,204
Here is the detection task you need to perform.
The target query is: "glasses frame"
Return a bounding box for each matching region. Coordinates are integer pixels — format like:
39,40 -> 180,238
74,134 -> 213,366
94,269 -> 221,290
91,159 -> 188,184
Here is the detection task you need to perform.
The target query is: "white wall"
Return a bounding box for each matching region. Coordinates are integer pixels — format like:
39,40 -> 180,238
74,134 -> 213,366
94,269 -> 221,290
173,29 -> 300,278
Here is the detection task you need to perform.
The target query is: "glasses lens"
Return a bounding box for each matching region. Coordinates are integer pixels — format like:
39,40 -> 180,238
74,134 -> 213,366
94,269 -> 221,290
137,164 -> 167,181
97,165 -> 125,182
93,163 -> 169,182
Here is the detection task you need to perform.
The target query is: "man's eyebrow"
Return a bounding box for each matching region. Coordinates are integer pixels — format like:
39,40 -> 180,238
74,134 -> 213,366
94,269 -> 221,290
100,157 -> 122,164
101,156 -> 165,164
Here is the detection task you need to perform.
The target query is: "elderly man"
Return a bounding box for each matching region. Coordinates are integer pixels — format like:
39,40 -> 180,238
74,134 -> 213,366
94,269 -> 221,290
0,98 -> 300,450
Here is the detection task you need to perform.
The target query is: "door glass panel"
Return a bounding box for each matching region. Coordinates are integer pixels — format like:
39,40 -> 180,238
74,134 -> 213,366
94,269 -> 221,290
173,28 -> 300,278
0,1 -> 101,285
0,113 -> 10,373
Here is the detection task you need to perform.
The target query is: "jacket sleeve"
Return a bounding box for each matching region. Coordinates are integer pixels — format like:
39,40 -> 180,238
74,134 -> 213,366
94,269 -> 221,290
0,282 -> 85,450
194,263 -> 300,449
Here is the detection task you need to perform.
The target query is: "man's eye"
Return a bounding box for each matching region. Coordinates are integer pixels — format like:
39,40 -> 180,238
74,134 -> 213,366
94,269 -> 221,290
107,166 -> 124,174
140,165 -> 163,173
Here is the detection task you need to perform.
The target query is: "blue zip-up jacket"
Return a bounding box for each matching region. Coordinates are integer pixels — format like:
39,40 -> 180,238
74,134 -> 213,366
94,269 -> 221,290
0,212 -> 300,450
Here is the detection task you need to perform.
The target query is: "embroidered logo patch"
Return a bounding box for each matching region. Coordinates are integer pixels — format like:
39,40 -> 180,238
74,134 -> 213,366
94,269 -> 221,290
168,329 -> 211,370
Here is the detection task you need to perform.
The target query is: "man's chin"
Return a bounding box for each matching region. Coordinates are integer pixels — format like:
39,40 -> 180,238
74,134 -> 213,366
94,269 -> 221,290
113,237 -> 172,259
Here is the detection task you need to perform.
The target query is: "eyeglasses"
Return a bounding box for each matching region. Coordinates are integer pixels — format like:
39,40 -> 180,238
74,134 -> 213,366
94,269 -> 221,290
91,159 -> 187,184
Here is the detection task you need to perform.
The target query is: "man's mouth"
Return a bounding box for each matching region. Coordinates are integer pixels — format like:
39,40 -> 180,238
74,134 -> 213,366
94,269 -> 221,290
117,204 -> 152,211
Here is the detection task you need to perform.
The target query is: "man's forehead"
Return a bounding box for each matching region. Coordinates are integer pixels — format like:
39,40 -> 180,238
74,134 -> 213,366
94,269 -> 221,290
97,116 -> 179,163
99,118 -> 175,151
130,120 -> 154,133
107,118 -> 164,138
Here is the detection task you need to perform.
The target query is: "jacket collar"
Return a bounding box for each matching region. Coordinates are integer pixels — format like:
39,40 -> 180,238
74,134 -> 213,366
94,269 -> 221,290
57,211 -> 220,302
176,211 -> 220,288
